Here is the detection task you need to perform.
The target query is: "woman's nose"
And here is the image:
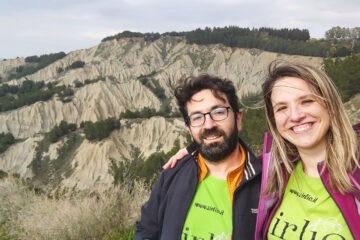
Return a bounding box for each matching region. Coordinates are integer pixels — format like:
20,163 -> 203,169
289,106 -> 305,122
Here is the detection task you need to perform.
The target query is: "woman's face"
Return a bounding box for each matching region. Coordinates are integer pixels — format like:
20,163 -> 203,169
270,77 -> 330,153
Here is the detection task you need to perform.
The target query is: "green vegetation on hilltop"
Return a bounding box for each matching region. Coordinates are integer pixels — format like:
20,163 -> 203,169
324,54 -> 360,102
7,52 -> 66,80
185,26 -> 358,57
325,27 -> 360,52
101,30 -> 184,42
102,26 -> 360,57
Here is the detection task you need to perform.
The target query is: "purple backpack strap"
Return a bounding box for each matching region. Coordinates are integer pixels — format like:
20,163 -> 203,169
348,165 -> 360,217
255,132 -> 273,240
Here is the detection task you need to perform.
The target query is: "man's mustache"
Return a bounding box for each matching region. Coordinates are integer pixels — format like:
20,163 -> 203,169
200,127 -> 225,140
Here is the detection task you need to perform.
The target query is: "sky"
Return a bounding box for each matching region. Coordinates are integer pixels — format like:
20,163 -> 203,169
1,0 -> 360,59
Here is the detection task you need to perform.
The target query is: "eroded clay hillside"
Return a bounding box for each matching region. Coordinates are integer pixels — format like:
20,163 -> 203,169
0,36 -> 324,192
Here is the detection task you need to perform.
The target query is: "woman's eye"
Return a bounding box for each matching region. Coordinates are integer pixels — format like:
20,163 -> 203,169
302,99 -> 314,104
275,106 -> 286,112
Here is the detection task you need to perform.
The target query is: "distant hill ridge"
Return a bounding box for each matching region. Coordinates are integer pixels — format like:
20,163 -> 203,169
102,27 -> 360,57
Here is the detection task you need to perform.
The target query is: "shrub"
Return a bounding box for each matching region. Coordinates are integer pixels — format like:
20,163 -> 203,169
84,118 -> 120,141
74,80 -> 83,88
0,133 -> 15,153
0,170 -> 8,180
48,121 -> 77,143
66,61 -> 85,70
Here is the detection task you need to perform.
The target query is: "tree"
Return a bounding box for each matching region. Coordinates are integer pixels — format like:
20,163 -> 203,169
0,132 -> 15,153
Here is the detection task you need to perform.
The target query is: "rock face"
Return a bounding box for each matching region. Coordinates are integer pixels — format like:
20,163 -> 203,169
345,93 -> 360,125
0,36 -> 324,191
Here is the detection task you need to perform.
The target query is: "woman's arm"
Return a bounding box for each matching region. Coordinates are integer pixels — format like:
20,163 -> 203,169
163,147 -> 189,169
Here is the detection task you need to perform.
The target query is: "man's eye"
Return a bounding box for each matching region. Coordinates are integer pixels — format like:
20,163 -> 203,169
212,108 -> 226,115
190,114 -> 203,121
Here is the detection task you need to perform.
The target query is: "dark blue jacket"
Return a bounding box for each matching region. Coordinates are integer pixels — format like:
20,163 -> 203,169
135,138 -> 262,240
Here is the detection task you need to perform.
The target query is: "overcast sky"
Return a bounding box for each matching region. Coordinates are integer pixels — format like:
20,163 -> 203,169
1,0 -> 360,59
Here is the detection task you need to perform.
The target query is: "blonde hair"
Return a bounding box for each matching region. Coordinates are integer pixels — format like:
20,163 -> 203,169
262,61 -> 359,195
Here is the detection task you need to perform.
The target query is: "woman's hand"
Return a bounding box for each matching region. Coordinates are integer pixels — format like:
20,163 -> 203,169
163,147 -> 189,169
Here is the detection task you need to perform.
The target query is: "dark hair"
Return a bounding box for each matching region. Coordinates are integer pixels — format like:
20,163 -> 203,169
174,74 -> 239,125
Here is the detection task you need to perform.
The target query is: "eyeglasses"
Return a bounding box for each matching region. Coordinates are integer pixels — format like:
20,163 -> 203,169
187,106 -> 231,127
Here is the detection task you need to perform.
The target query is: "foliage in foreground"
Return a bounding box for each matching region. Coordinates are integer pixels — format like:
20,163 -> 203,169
0,177 -> 149,240
101,225 -> 135,240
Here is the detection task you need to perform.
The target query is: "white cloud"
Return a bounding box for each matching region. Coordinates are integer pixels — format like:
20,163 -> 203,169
0,0 -> 359,58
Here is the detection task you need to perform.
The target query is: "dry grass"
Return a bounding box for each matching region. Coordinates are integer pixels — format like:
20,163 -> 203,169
0,177 -> 149,240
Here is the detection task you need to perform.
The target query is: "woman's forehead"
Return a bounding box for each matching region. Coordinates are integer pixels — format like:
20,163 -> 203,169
271,77 -> 317,96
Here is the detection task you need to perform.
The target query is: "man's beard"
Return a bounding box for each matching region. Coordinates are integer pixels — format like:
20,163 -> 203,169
193,124 -> 239,162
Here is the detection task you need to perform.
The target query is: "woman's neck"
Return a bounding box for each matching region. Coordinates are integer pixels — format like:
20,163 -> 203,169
297,142 -> 327,178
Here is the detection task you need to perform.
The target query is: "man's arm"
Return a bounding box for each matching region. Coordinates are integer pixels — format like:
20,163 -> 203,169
135,172 -> 166,240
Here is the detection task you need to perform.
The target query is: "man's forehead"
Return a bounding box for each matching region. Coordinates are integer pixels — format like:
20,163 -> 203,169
189,89 -> 227,102
186,89 -> 228,114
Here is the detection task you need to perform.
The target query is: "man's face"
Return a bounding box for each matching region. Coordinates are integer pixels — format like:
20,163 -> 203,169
185,89 -> 242,162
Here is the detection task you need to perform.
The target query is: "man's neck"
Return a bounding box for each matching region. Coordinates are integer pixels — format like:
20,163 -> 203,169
203,143 -> 242,180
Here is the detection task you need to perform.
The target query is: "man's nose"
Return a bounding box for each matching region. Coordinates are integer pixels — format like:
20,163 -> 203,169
203,113 -> 217,128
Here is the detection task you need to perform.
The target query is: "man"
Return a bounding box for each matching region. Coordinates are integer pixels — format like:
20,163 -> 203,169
135,74 -> 261,240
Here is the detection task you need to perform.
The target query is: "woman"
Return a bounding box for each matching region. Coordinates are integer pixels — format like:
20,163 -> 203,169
256,61 -> 360,239
165,61 -> 360,239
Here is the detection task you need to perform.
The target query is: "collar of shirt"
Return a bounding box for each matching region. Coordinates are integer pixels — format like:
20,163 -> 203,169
197,144 -> 246,204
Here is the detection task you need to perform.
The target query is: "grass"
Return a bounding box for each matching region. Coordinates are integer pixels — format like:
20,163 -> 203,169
0,177 -> 149,240
101,225 -> 135,240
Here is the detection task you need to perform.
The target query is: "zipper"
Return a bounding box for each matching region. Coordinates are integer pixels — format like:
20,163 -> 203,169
231,161 -> 262,239
177,156 -> 199,240
261,196 -> 281,240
